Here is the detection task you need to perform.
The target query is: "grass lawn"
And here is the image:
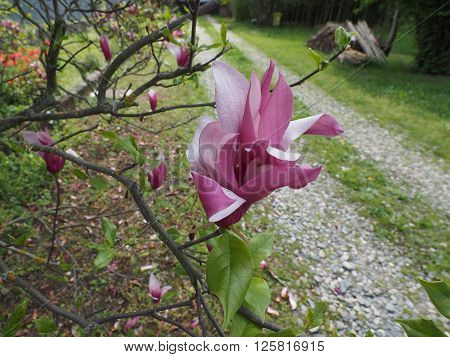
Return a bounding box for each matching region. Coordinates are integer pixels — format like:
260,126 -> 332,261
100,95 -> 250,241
200,17 -> 450,277
211,18 -> 450,164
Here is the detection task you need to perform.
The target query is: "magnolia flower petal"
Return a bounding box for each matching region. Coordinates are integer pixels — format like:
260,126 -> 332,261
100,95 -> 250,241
215,202 -> 252,227
199,121 -> 237,185
267,306 -> 280,316
186,116 -> 216,175
281,287 -> 289,299
239,164 -> 322,203
281,113 -> 343,150
288,291 -> 298,310
149,273 -> 161,300
191,172 -> 246,223
165,41 -> 181,60
266,145 -> 301,163
212,61 -> 249,133
161,285 -> 172,297
258,71 -> 293,146
23,131 -> 40,145
240,71 -> 261,145
260,60 -> 275,112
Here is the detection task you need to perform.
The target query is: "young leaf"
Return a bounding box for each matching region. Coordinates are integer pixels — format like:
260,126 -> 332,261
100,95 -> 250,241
334,26 -> 352,50
90,177 -> 109,190
243,277 -> 271,320
231,313 -> 261,337
101,217 -> 117,247
206,232 -> 253,329
365,330 -> 374,337
72,168 -> 89,180
308,48 -> 323,68
395,319 -> 447,337
117,137 -> 137,156
220,23 -> 228,45
35,317 -> 56,334
94,247 -> 115,269
249,232 -> 273,268
417,277 -> 450,319
2,299 -> 29,336
305,301 -> 328,330
100,131 -> 118,140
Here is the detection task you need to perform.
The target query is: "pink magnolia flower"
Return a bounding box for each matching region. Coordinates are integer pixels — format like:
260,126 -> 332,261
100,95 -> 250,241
187,61 -> 343,227
23,129 -> 65,174
123,316 -> 139,332
259,260 -> 268,269
146,156 -> 166,189
148,273 -> 172,303
128,3 -> 137,15
168,16 -> 184,38
100,35 -> 112,61
148,89 -> 158,111
165,42 -> 190,68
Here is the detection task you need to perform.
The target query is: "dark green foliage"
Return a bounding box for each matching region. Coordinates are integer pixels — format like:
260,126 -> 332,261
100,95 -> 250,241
0,151 -> 52,223
414,0 -> 450,75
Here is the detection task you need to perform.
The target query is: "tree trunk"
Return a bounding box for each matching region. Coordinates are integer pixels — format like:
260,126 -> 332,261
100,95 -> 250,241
383,8 -> 400,57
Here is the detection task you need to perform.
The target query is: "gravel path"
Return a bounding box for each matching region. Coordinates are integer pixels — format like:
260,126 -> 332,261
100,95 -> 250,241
195,24 -> 448,337
207,16 -> 449,213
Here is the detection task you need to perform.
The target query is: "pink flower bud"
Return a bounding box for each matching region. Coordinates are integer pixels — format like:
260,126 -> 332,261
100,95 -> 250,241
148,89 -> 158,111
100,35 -> 112,61
123,316 -> 139,332
165,42 -> 190,68
23,129 -> 65,174
146,156 -> 166,189
148,273 -> 172,303
259,260 -> 268,269
128,4 -> 137,15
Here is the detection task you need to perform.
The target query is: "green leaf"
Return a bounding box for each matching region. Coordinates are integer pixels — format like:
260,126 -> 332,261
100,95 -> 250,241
117,137 -> 137,156
308,48 -> 323,68
334,26 -> 352,50
259,328 -> 300,337
417,277 -> 450,319
90,176 -> 109,190
220,23 -> 228,45
2,299 -> 29,336
35,317 -> 56,334
206,232 -> 253,328
101,217 -> 117,247
395,319 -> 447,337
100,131 -> 118,140
243,277 -> 271,320
305,301 -> 328,329
365,330 -> 374,337
231,313 -> 261,337
94,247 -> 115,269
249,232 -> 273,268
72,168 -> 89,180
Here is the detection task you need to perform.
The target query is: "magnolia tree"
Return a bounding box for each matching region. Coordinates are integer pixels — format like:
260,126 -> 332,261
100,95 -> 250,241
5,0 -> 444,338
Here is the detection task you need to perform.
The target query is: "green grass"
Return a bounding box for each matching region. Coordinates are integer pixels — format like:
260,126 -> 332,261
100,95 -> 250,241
201,18 -> 450,275
213,18 -> 450,163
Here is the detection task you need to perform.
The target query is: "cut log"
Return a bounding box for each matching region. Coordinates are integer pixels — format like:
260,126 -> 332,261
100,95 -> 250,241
307,20 -> 387,65
346,20 -> 386,63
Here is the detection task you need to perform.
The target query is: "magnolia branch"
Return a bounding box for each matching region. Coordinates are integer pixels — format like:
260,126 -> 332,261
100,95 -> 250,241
289,45 -> 349,88
0,256 -> 196,335
15,143 -> 283,334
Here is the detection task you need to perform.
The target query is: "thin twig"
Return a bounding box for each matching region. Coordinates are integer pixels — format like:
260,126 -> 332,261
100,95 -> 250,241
179,228 -> 225,250
289,45 -> 348,88
188,0 -> 201,71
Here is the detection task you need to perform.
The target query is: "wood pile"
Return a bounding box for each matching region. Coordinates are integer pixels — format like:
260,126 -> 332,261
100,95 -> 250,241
307,21 -> 387,65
